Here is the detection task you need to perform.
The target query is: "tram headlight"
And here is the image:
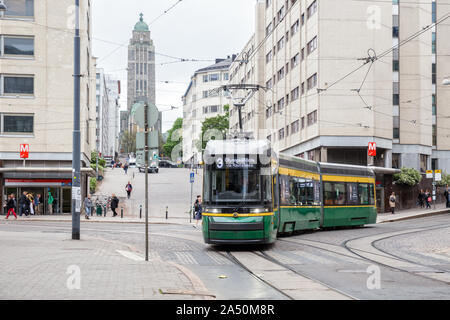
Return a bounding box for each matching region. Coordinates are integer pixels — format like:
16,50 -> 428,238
211,209 -> 221,213
250,208 -> 269,213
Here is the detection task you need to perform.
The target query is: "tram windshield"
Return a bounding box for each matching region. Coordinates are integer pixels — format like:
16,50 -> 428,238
204,167 -> 272,204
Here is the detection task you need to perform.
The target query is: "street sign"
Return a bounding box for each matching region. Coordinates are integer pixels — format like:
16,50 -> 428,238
435,170 -> 442,181
131,102 -> 159,128
20,144 -> 29,159
426,170 -> 433,179
368,142 -> 376,157
190,172 -> 195,184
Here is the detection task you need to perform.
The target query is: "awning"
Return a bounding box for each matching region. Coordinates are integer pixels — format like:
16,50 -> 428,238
0,167 -> 96,177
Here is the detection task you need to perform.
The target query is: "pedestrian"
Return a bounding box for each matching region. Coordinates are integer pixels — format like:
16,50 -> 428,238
193,196 -> 200,220
84,195 -> 93,220
110,194 -> 119,217
19,191 -> 30,217
389,192 -> 396,214
5,194 -> 17,220
444,185 -> 450,208
124,163 -> 129,175
194,195 -> 202,227
125,181 -> 133,199
38,194 -> 44,215
111,160 -> 115,169
417,189 -> 424,208
34,194 -> 40,215
425,189 -> 432,209
27,193 -> 34,215
48,191 -> 54,215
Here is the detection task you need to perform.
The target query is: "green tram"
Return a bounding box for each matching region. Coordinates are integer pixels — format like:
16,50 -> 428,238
202,139 -> 377,245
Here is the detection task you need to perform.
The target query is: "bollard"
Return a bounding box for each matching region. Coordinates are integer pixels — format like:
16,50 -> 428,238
140,205 -> 142,219
104,206 -> 106,217
121,207 -> 123,219
166,206 -> 168,220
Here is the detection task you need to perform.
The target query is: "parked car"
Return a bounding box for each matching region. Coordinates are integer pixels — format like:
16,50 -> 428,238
138,161 -> 159,173
159,160 -> 178,168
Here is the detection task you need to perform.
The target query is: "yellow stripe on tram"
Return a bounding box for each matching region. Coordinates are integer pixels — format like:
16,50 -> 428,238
278,167 -> 320,180
202,212 -> 275,217
322,175 -> 375,183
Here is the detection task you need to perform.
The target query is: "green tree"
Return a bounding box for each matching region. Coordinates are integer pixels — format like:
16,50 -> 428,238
199,105 -> 230,151
163,118 -> 183,158
121,131 -> 136,154
436,172 -> 450,187
90,151 -> 106,167
393,167 -> 422,186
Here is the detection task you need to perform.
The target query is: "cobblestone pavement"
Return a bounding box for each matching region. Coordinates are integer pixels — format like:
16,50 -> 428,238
0,229 -> 208,300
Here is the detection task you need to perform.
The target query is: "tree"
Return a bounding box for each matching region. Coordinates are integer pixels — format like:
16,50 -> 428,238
120,131 -> 136,154
393,167 -> 422,186
199,105 -> 230,151
163,118 -> 183,159
436,172 -> 450,187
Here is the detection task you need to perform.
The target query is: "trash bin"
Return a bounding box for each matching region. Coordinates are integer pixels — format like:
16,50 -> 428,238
96,204 -> 103,217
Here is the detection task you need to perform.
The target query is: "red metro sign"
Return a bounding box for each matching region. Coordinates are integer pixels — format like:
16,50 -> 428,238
20,144 -> 29,159
368,142 -> 377,157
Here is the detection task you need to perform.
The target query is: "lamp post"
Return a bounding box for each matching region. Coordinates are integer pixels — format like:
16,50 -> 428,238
72,0 -> 81,240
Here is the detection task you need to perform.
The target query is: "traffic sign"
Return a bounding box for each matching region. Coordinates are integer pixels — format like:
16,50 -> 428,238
368,142 -> 376,157
435,170 -> 442,182
20,144 -> 29,159
426,170 -> 433,179
190,172 -> 195,184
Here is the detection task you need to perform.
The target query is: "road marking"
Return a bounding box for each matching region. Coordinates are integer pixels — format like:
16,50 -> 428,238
174,252 -> 198,265
116,250 -> 144,261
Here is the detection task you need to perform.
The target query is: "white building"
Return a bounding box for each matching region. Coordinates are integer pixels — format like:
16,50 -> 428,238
105,77 -> 121,158
229,0 -> 450,173
0,0 -> 96,214
182,56 -> 235,164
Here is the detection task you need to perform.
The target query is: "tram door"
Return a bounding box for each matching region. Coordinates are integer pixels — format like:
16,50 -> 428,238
376,187 -> 384,213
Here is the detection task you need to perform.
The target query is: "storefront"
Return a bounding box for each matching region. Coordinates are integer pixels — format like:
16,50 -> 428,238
3,179 -> 73,215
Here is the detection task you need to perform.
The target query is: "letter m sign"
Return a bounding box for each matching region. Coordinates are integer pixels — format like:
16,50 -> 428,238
368,142 -> 376,157
20,144 -> 29,159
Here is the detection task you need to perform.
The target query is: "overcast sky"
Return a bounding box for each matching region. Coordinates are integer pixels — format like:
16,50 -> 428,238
92,0 -> 257,132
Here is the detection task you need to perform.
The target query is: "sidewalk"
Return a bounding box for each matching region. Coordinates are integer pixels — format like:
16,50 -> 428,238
377,203 -> 450,223
0,229 -> 213,300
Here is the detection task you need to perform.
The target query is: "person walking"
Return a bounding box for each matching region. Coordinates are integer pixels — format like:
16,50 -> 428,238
425,189 -> 432,209
34,194 -> 40,215
19,191 -> 30,217
444,185 -> 450,208
27,193 -> 34,215
5,194 -> 17,220
84,195 -> 93,220
124,163 -> 129,175
417,189 -> 424,208
125,182 -> 133,199
389,192 -> 396,214
194,195 -> 203,227
48,191 -> 54,215
110,194 -> 119,217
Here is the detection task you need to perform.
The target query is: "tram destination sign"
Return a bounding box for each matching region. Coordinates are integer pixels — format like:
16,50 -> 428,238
215,157 -> 257,169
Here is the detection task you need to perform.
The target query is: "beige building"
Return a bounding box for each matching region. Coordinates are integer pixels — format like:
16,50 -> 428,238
229,0 -> 450,174
182,56 -> 235,164
0,0 -> 96,214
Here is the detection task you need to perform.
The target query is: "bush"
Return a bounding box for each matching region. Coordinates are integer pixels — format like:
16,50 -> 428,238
393,167 -> 422,186
89,177 -> 97,194
436,173 -> 450,187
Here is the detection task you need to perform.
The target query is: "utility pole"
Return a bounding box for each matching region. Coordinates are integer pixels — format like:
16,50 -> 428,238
72,0 -> 81,240
144,102 -> 149,261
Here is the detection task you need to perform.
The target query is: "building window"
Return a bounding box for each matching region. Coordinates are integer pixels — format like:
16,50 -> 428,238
277,37 -> 285,52
203,106 -> 209,114
301,117 -> 305,129
266,0 -> 272,9
1,114 -> 34,134
393,60 -> 399,72
1,36 -> 34,56
291,53 -> 300,69
307,73 -> 317,90
307,110 -> 317,126
307,1 -> 317,19
393,127 -> 400,139
277,67 -> 285,81
266,106 -> 272,119
278,128 -> 285,140
223,73 -> 229,81
307,36 -> 318,55
432,158 -> 438,171
432,63 -> 436,84
393,94 -> 399,105
291,120 -> 300,134
266,22 -> 273,36
432,32 -> 436,54
420,154 -> 428,173
278,98 -> 285,111
209,73 -> 219,82
432,124 -> 437,146
432,94 -> 436,115
210,105 -> 219,113
392,153 -> 401,169
203,75 -> 208,82
393,26 -> 399,38
3,0 -> 34,17
291,87 -> 299,101
266,78 -> 273,90
203,91 -> 209,99
1,74 -> 34,95
266,50 -> 273,64
277,6 -> 285,23
291,20 -> 299,36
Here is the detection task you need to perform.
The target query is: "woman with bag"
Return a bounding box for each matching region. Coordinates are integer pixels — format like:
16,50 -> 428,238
5,194 -> 17,220
425,190 -> 432,209
389,192 -> 396,214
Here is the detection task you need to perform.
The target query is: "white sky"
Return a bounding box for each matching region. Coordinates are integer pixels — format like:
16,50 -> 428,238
92,0 -> 257,132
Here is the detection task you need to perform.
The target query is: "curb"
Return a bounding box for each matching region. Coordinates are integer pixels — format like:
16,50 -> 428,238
377,209 -> 450,223
2,217 -> 191,226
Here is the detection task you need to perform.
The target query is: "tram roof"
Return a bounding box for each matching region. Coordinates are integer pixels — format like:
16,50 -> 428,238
204,139 -> 271,155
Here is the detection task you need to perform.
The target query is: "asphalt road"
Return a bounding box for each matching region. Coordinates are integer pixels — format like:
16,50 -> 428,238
1,214 -> 449,300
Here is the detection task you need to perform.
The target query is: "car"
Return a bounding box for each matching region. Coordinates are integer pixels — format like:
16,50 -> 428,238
138,162 -> 159,173
159,160 -> 178,168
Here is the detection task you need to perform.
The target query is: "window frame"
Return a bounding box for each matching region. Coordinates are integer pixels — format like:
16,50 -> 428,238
1,74 -> 35,96
1,35 -> 35,58
0,113 -> 34,135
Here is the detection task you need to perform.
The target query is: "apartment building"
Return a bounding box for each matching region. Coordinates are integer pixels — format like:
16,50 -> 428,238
106,77 -> 121,159
182,56 -> 235,164
95,68 -> 109,157
0,0 -> 96,214
229,0 -> 450,174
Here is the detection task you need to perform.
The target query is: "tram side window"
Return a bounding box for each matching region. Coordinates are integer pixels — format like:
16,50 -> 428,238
347,183 -> 359,205
369,184 -> 375,205
297,178 -> 315,205
324,182 -> 335,206
280,175 -> 291,205
358,183 -> 370,205
324,182 -> 347,206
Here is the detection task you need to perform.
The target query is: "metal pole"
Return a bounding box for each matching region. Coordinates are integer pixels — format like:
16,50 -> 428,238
72,0 -> 81,240
144,103 -> 149,262
166,206 -> 168,220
